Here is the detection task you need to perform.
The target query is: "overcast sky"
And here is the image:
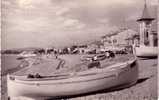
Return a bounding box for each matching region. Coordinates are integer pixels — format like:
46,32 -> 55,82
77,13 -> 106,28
2,0 -> 158,49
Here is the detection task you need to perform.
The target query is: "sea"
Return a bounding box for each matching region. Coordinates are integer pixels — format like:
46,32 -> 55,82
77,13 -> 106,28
1,54 -> 22,76
1,54 -> 23,100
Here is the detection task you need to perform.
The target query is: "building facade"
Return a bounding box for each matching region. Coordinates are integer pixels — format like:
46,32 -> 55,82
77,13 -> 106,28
137,1 -> 157,47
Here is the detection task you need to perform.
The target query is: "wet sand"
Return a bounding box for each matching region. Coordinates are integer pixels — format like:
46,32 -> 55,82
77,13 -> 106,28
1,54 -> 157,100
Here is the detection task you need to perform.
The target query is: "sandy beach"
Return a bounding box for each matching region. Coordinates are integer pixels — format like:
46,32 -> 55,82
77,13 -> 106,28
2,0 -> 158,99
1,54 -> 158,100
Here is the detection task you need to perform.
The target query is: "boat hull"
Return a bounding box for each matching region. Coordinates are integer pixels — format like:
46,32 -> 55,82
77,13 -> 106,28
135,46 -> 158,58
7,59 -> 138,99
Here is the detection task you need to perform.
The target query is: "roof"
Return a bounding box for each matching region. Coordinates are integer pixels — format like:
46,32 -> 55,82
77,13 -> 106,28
137,1 -> 155,21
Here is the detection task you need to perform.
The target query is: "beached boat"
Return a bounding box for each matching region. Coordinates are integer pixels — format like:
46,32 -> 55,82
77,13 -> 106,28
7,55 -> 138,99
134,46 -> 158,58
18,51 -> 37,58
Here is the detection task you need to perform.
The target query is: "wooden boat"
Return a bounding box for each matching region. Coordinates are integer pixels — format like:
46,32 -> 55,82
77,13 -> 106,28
18,51 -> 37,59
7,55 -> 138,99
134,46 -> 158,58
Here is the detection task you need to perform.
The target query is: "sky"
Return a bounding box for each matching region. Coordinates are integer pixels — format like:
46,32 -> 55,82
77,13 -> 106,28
2,0 -> 158,49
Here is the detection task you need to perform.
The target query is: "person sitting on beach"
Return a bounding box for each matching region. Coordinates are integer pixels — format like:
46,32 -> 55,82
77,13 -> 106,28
55,55 -> 58,59
106,52 -> 110,58
27,74 -> 34,78
27,73 -> 42,78
35,73 -> 42,78
93,55 -> 97,61
88,61 -> 101,69
88,57 -> 101,69
108,51 -> 115,58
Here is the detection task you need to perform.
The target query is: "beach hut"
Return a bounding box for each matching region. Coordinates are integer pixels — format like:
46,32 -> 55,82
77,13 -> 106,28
135,0 -> 158,58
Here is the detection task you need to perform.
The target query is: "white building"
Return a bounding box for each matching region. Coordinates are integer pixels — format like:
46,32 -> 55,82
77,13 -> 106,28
112,29 -> 138,46
136,1 -> 157,47
102,29 -> 138,47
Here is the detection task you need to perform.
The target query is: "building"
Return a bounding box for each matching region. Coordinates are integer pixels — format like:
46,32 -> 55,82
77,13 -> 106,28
112,29 -> 138,46
101,29 -> 138,47
137,1 -> 157,47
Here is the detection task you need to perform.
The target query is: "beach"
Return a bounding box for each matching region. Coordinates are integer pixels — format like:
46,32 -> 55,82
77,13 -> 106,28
1,54 -> 158,100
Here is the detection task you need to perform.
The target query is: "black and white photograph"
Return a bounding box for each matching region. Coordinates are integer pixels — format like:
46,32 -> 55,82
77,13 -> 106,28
1,0 -> 158,100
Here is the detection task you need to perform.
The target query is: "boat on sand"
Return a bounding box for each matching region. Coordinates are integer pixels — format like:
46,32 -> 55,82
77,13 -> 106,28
134,46 -> 158,58
7,55 -> 138,99
17,51 -> 37,60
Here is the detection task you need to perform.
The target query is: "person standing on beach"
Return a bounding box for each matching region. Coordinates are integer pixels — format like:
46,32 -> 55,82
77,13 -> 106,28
132,43 -> 136,55
55,54 -> 58,59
